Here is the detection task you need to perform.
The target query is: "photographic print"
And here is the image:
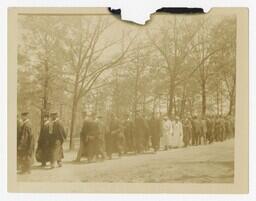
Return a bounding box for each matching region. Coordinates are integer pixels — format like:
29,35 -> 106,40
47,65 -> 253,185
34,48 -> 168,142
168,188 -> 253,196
8,8 -> 248,193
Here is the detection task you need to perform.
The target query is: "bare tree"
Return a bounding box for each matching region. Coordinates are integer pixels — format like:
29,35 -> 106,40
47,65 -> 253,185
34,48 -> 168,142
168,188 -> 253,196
62,17 -> 133,149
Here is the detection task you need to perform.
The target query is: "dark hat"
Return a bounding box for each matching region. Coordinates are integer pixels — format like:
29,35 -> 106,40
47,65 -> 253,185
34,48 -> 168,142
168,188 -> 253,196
21,112 -> 29,116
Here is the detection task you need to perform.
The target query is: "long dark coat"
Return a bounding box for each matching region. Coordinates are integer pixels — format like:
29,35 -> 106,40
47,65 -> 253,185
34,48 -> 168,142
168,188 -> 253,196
17,119 -> 22,169
148,118 -> 161,151
17,119 -> 35,172
183,119 -> 192,146
134,117 -> 149,153
36,120 -> 51,163
80,119 -> 100,160
191,119 -> 201,145
110,119 -> 125,155
206,118 -> 214,143
49,119 -> 66,162
123,119 -> 135,153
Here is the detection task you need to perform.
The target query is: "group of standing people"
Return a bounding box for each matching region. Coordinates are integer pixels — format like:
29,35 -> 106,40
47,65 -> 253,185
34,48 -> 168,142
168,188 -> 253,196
74,112 -> 234,163
17,112 -> 66,174
182,115 -> 234,147
16,110 -> 234,174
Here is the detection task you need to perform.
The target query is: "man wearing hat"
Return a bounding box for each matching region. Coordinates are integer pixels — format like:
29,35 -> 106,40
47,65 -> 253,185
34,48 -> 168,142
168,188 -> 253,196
95,115 -> 106,160
148,114 -> 161,152
123,113 -> 135,153
76,111 -> 100,162
191,115 -> 201,145
182,117 -> 192,147
75,111 -> 89,162
17,114 -> 23,170
17,112 -> 35,174
36,113 -> 51,167
49,112 -> 66,168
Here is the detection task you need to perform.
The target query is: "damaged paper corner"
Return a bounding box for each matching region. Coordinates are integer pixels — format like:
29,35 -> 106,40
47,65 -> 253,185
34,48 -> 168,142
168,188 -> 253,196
110,6 -> 157,25
110,4 -> 211,25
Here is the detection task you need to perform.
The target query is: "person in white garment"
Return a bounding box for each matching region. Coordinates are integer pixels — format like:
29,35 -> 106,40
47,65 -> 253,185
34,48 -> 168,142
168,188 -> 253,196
161,116 -> 173,150
171,116 -> 183,148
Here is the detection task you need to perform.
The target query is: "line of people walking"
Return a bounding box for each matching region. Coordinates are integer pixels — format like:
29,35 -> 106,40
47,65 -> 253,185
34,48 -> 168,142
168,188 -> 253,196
16,110 -> 234,174
74,111 -> 234,163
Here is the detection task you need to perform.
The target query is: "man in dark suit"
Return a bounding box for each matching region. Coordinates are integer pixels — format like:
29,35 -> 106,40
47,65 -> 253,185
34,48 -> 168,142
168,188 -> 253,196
49,112 -> 66,168
17,112 -> 35,174
17,114 -> 23,170
36,113 -> 51,167
75,111 -> 88,162
76,112 -> 100,162
191,116 -> 201,145
148,114 -> 161,152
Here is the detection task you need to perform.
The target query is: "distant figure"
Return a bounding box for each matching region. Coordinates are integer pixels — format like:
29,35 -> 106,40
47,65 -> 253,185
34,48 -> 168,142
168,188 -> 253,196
225,116 -> 233,139
171,116 -> 183,148
214,116 -> 221,141
182,118 -> 192,147
206,116 -> 214,144
200,117 -> 208,145
134,114 -> 149,153
161,116 -> 172,150
75,111 -> 89,162
104,114 -> 114,159
95,115 -> 106,160
17,114 -> 23,170
36,113 -> 51,167
219,116 -> 226,141
77,112 -> 100,162
17,112 -> 35,174
148,115 -> 161,152
123,114 -> 135,153
142,116 -> 150,151
49,112 -> 66,168
191,116 -> 201,145
110,115 -> 125,157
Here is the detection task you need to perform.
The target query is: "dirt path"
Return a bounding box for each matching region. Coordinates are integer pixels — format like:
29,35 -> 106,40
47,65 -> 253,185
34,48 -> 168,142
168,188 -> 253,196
17,139 -> 234,183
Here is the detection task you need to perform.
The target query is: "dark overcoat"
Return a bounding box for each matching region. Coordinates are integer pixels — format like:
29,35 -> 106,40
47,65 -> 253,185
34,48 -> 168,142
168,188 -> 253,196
36,121 -> 51,163
18,119 -> 35,172
49,119 -> 66,162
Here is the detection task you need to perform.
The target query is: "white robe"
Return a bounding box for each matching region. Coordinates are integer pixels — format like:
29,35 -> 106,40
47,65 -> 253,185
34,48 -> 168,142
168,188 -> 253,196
161,120 -> 173,147
170,121 -> 183,147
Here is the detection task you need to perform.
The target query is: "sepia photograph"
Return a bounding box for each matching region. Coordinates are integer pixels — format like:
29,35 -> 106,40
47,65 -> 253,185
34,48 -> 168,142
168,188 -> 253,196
8,8 -> 248,193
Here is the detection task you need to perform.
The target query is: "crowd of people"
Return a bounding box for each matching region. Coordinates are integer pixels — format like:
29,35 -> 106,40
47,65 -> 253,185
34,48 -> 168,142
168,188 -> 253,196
16,110 -> 234,174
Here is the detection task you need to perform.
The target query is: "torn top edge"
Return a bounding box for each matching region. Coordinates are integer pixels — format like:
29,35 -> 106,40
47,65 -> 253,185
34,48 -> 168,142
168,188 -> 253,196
108,7 -> 205,25
156,7 -> 204,14
108,7 -> 204,15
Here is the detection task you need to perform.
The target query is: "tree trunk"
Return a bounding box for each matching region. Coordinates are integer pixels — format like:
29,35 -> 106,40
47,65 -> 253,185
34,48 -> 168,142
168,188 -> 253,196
168,16 -> 177,117
201,79 -> 206,116
41,59 -> 49,129
168,78 -> 175,117
228,94 -> 234,115
152,96 -> 156,116
220,83 -> 223,115
216,82 -> 219,115
179,85 -> 187,118
228,78 -> 236,115
133,66 -> 140,119
69,73 -> 79,150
